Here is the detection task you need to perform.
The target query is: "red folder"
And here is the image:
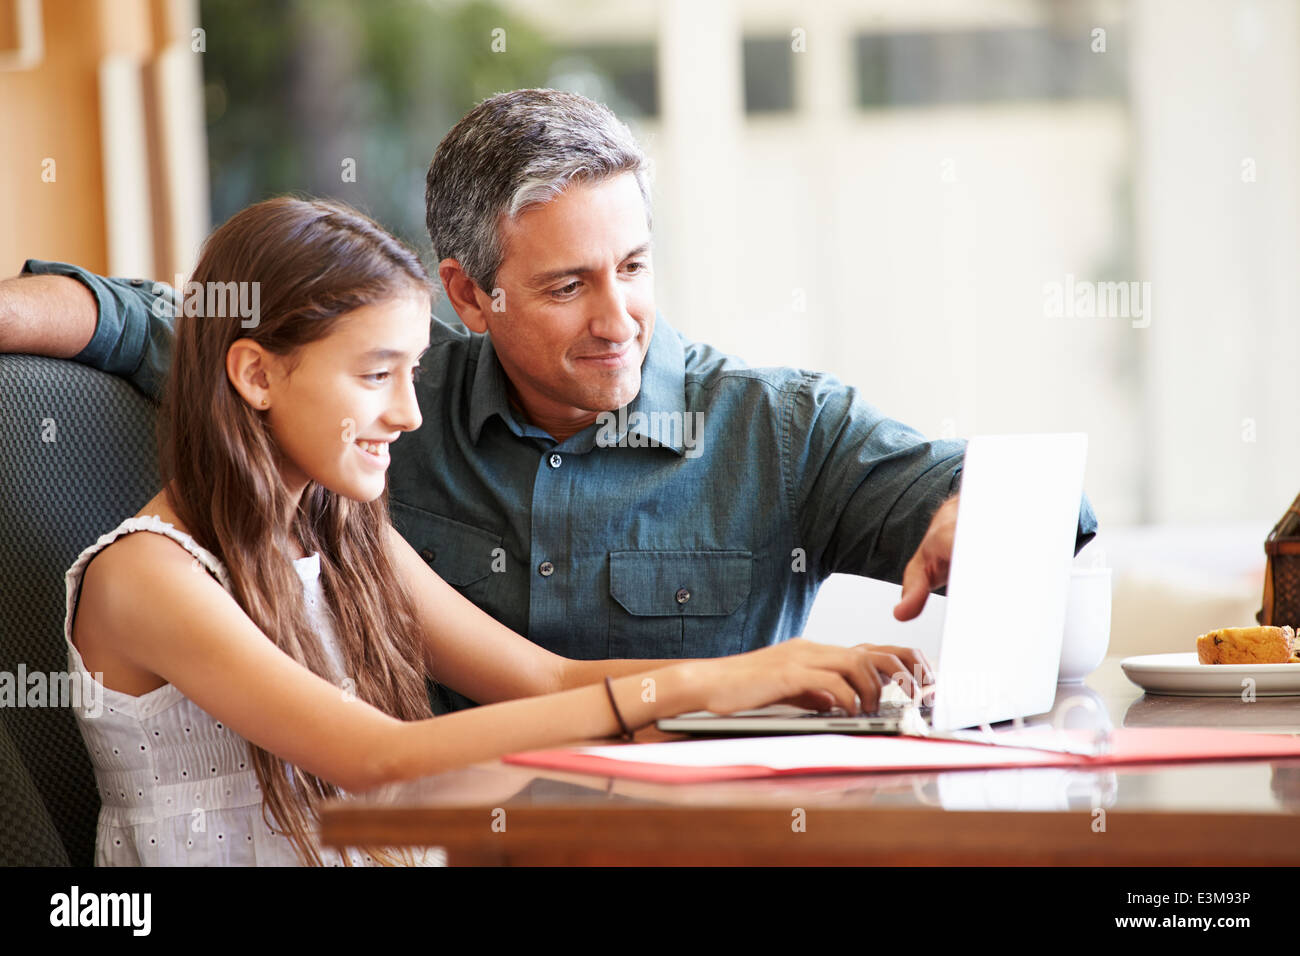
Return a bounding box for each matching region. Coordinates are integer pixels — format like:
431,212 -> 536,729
503,727 -> 1300,784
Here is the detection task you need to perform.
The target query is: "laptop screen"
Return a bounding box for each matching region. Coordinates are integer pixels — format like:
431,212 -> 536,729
930,433 -> 1088,731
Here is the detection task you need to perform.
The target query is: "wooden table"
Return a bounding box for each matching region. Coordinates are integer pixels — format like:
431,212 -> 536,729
319,656 -> 1300,865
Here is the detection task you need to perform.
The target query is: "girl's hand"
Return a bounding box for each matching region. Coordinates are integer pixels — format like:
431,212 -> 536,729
681,639 -> 935,716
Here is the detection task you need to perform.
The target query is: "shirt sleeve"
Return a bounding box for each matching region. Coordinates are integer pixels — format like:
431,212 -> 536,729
787,374 -> 1099,585
21,259 -> 175,404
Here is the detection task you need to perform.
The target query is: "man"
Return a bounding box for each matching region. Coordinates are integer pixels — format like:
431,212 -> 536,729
1,89 -> 1097,711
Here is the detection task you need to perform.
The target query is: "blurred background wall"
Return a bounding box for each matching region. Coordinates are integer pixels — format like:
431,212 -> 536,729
3,0 -> 1298,655
0,0 -> 207,280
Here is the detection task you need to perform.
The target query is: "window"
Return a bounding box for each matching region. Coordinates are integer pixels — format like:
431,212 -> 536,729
855,27 -> 1126,108
550,43 -> 658,118
743,36 -> 795,113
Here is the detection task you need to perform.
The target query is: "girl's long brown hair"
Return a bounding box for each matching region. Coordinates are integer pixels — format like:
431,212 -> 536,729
157,197 -> 436,866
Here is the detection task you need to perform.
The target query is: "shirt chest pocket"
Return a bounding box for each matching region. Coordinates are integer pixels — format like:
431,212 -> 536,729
390,501 -> 504,592
607,550 -> 753,659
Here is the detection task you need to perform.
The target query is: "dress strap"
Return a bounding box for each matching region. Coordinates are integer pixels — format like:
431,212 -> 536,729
64,515 -> 234,649
81,515 -> 230,588
63,515 -> 230,715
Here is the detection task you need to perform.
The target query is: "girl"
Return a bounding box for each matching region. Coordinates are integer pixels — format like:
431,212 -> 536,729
64,197 -> 929,866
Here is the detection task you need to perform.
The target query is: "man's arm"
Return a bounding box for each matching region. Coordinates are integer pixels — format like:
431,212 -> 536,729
0,260 -> 175,402
0,274 -> 96,356
787,373 -> 966,586
787,375 -> 1099,619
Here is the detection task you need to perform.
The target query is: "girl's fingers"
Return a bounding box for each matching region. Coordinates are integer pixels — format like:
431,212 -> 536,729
802,670 -> 861,715
869,652 -> 914,698
854,643 -> 937,690
802,641 -> 884,712
878,645 -> 935,687
796,640 -> 939,712
848,648 -> 884,712
780,689 -> 838,712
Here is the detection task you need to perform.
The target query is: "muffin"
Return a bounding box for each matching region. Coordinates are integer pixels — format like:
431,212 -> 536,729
1196,625 -> 1296,664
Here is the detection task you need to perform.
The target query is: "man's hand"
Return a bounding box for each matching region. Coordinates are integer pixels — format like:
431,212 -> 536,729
893,494 -> 959,621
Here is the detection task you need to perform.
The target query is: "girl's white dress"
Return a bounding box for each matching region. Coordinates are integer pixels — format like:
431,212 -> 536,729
64,514 -> 444,866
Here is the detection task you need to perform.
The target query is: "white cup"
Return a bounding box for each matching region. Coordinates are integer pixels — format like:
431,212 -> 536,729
1058,567 -> 1112,682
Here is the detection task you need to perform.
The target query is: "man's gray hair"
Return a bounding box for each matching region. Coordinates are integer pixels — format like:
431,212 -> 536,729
425,88 -> 652,292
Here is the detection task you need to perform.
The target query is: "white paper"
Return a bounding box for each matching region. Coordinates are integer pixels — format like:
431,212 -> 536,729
575,734 -> 1066,771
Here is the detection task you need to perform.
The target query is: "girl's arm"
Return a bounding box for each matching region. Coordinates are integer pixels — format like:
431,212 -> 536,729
386,525 -> 933,703
86,530 -> 892,793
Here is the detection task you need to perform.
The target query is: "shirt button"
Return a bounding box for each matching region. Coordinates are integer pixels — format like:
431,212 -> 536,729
548,453 -> 562,468
538,561 -> 555,577
419,549 -> 435,563
675,587 -> 691,605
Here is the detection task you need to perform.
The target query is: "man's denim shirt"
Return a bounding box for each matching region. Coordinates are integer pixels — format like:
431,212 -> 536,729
25,260 -> 1098,707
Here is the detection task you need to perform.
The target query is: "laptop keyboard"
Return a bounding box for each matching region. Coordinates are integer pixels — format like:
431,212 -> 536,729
798,701 -> 933,719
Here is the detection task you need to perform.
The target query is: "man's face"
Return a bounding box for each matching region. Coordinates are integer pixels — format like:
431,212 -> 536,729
483,172 -> 654,432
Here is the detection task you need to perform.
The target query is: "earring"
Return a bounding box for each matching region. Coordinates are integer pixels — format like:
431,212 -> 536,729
261,398 -> 269,407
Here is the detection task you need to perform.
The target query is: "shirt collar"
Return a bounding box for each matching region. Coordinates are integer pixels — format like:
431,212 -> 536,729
614,314 -> 689,454
467,333 -> 519,444
466,314 -> 689,454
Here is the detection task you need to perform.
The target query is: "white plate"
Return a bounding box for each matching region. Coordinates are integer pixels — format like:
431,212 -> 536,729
1121,652 -> 1300,697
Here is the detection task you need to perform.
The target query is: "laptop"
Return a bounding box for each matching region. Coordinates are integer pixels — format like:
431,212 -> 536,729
657,432 -> 1088,737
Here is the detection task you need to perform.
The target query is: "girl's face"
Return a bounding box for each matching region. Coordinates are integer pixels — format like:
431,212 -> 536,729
261,294 -> 431,504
